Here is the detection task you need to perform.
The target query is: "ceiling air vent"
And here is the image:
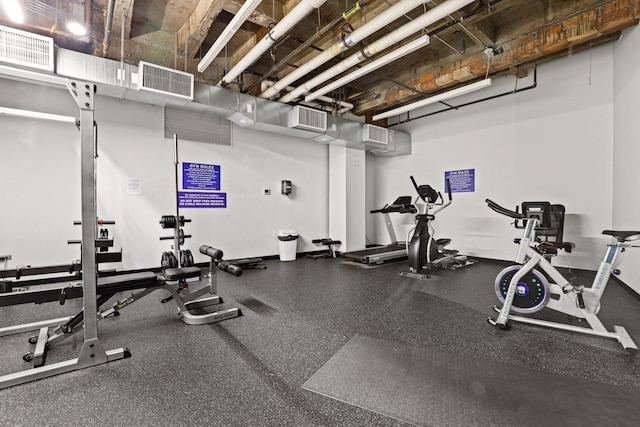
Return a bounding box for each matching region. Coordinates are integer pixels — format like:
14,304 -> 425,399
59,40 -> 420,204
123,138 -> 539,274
137,61 -> 194,101
288,105 -> 327,132
362,124 -> 389,145
0,25 -> 54,72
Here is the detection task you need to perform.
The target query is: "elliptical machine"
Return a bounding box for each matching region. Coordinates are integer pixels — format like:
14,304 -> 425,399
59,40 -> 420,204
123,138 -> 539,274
400,177 -> 472,279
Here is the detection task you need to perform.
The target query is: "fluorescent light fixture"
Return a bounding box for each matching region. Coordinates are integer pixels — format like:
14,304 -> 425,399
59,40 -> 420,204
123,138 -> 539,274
0,106 -> 76,123
227,111 -> 255,127
66,0 -> 87,36
198,0 -> 263,73
67,21 -> 87,36
305,35 -> 430,103
1,0 -> 23,24
372,78 -> 493,121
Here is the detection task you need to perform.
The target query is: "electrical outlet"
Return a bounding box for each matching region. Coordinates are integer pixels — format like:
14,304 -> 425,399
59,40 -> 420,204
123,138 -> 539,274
264,189 -> 271,195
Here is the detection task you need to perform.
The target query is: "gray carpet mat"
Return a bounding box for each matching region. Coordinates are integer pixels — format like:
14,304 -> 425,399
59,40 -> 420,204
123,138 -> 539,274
303,334 -> 640,427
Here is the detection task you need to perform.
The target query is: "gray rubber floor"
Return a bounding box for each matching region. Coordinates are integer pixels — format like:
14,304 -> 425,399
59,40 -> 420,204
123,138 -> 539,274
304,334 -> 640,427
1,256 -> 640,426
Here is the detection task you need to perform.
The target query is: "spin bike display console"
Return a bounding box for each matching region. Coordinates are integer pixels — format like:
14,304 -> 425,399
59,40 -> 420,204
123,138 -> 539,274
344,196 -> 417,265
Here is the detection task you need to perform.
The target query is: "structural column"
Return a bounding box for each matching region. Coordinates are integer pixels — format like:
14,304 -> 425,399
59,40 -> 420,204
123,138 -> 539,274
329,145 -> 366,252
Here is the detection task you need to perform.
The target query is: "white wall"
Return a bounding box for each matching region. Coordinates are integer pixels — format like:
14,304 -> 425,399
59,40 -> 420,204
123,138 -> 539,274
0,79 -> 329,269
371,42 -> 617,271
613,25 -> 640,294
3,26 -> 639,290
0,83 -> 82,266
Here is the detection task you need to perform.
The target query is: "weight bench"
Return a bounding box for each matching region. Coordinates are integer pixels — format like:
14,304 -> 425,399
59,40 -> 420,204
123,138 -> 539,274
308,238 -> 342,259
0,244 -> 243,380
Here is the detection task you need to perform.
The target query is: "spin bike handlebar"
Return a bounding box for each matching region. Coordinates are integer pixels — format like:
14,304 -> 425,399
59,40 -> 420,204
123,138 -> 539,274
486,199 -> 525,220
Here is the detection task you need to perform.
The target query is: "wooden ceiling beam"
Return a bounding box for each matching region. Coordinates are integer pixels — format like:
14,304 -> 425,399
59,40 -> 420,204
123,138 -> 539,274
463,18 -> 497,47
112,0 -> 135,41
356,0 -> 640,116
177,0 -> 226,59
283,0 -> 303,15
220,26 -> 270,85
224,0 -> 285,27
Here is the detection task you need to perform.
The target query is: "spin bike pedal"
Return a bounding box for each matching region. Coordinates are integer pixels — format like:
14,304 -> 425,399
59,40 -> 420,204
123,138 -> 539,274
577,292 -> 585,309
562,284 -> 586,309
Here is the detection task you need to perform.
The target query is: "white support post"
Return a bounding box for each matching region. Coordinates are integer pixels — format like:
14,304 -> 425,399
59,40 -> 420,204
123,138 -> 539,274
329,146 -> 366,251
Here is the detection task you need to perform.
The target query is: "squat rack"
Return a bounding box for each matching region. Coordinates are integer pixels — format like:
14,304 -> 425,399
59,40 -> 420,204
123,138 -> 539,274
0,72 -> 129,389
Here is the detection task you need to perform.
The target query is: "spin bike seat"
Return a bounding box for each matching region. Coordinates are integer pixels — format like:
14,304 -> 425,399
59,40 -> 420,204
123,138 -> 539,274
602,230 -> 640,242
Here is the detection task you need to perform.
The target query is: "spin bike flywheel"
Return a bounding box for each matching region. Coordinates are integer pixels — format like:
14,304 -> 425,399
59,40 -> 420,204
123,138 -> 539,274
494,265 -> 550,313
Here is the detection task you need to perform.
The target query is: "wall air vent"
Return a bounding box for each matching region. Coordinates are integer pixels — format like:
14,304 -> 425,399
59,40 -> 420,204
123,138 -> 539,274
137,61 -> 194,101
362,124 -> 389,145
288,105 -> 327,132
0,25 -> 54,72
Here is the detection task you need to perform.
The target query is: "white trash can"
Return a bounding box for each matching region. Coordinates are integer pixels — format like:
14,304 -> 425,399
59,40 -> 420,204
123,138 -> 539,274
277,229 -> 299,261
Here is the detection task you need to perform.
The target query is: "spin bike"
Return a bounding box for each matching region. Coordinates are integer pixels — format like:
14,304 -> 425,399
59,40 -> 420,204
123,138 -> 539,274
486,199 -> 638,352
400,177 -> 471,279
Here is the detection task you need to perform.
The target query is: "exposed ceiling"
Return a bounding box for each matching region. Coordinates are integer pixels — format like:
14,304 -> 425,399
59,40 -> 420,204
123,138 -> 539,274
1,0 -> 639,123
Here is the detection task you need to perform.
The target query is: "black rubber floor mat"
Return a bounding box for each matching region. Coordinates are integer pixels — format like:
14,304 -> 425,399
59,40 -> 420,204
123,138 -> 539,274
303,334 -> 640,427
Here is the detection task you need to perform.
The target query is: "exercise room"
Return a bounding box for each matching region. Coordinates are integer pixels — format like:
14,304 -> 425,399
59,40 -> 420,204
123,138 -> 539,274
1,0 -> 640,425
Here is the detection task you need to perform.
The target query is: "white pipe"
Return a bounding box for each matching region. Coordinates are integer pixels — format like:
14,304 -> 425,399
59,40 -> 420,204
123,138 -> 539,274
304,35 -> 430,103
281,0 -> 475,103
102,0 -> 115,57
198,0 -> 264,73
316,95 -> 354,114
260,0 -> 434,99
218,0 -> 327,86
301,99 -> 353,115
261,81 -> 353,114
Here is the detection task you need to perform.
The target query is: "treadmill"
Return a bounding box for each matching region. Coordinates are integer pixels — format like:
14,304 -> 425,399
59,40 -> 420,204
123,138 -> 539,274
344,196 -> 417,265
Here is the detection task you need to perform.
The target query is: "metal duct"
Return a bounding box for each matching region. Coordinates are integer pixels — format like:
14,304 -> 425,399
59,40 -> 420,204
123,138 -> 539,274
4,45 -> 411,156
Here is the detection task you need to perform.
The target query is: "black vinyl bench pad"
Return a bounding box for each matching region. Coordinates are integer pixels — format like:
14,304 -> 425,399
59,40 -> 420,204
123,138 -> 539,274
97,271 -> 160,294
1,268 -> 201,307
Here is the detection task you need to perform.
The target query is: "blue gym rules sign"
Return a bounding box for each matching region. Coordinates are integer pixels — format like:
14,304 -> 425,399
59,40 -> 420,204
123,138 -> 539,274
445,169 -> 475,193
179,162 -> 227,208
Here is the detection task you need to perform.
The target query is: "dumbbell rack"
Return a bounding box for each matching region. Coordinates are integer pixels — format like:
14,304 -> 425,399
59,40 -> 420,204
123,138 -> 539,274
69,219 -> 122,265
159,134 -> 194,270
159,214 -> 193,269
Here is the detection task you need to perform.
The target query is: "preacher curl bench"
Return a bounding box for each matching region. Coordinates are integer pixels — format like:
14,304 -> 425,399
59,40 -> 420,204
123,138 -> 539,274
0,244 -> 242,386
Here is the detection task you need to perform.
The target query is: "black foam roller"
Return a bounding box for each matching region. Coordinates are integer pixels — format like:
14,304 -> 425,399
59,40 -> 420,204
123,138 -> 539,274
199,245 -> 223,260
218,260 -> 243,277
